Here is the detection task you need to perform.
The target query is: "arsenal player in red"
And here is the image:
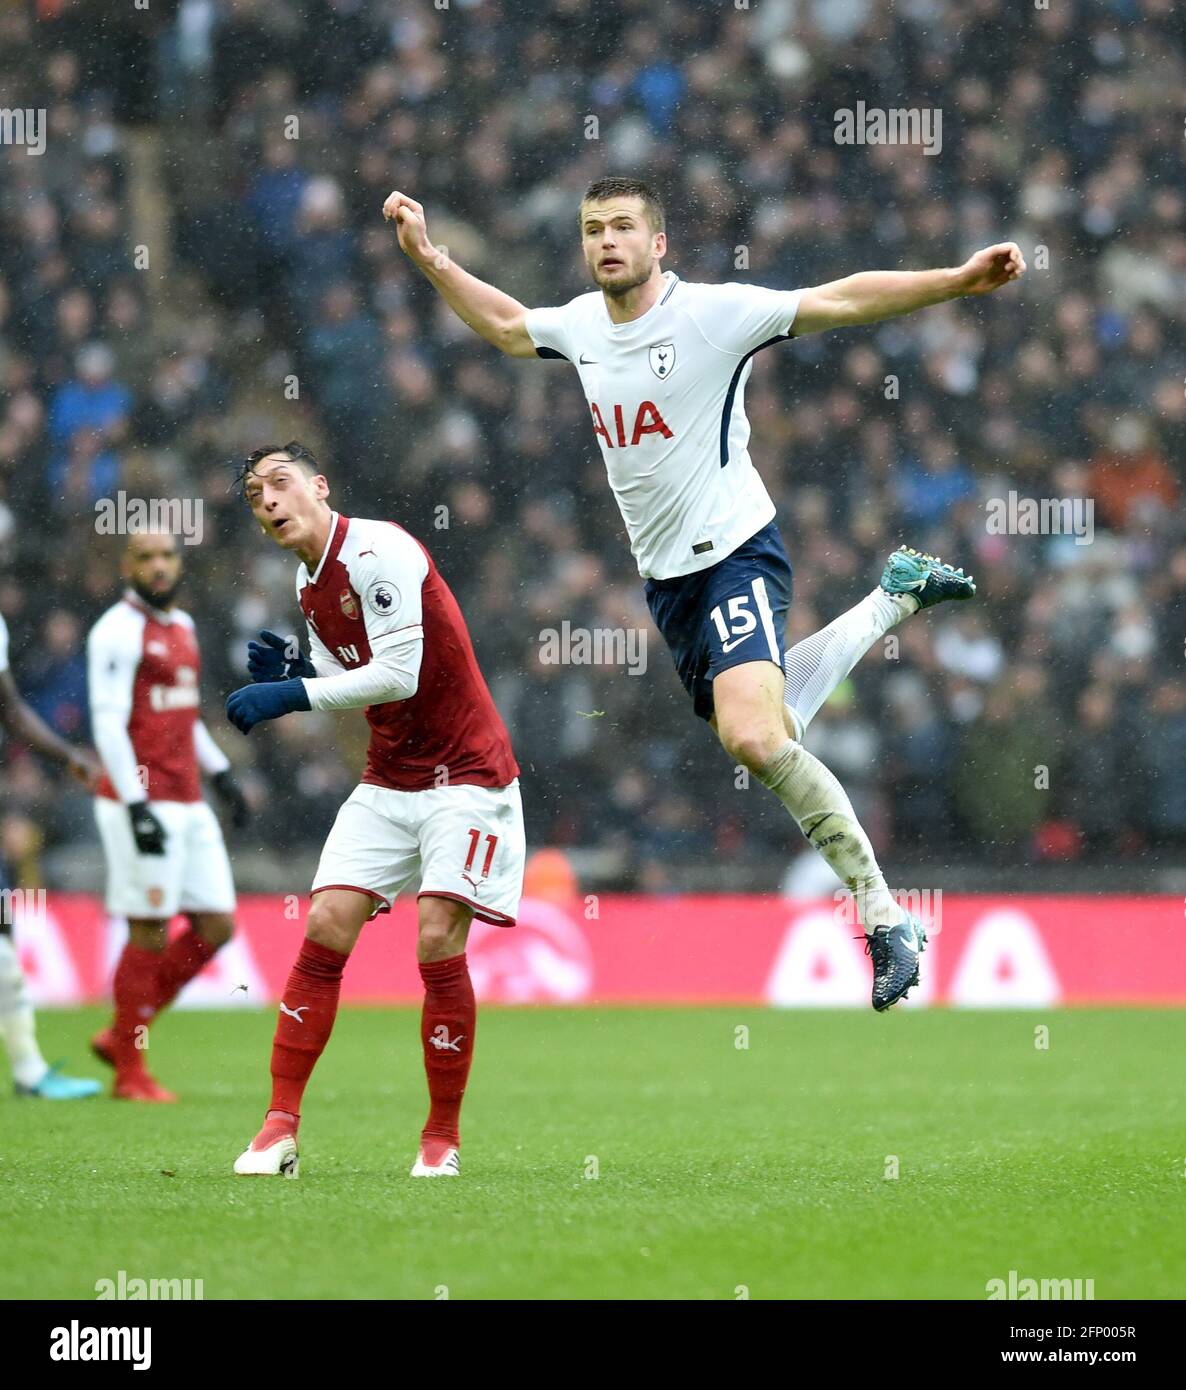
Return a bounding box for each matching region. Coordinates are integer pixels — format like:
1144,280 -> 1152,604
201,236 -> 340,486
87,531 -> 250,1101
229,442 -> 524,1178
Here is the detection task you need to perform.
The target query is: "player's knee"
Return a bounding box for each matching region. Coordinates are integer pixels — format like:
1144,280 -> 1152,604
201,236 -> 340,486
192,913 -> 233,949
716,718 -> 781,774
127,920 -> 169,951
305,897 -> 358,955
418,922 -> 457,961
417,896 -> 471,961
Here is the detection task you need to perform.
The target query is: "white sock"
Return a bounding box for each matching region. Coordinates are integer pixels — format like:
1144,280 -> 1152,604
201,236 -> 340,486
756,739 -> 905,930
0,933 -> 50,1088
784,588 -> 916,738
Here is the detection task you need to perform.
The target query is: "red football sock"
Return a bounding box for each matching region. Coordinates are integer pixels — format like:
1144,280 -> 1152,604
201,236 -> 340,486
155,927 -> 219,1012
419,953 -> 475,1148
111,943 -> 161,1076
268,938 -> 348,1120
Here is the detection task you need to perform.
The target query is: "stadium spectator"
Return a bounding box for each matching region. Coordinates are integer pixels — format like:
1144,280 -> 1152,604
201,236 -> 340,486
47,344 -> 129,499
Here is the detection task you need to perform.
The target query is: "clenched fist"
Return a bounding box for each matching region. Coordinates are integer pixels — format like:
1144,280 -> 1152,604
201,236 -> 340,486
382,190 -> 437,266
957,242 -> 1026,296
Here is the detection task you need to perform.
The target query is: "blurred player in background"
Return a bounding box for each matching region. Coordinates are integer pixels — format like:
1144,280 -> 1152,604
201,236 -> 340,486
228,443 -> 523,1178
86,532 -> 250,1102
385,176 -> 1025,1011
0,613 -> 102,1099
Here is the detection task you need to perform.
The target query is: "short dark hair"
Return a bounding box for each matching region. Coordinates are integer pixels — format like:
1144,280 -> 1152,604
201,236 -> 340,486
580,177 -> 665,235
238,440 -> 320,493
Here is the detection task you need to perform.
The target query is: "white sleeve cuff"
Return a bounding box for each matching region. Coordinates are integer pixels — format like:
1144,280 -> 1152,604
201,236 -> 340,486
304,629 -> 424,711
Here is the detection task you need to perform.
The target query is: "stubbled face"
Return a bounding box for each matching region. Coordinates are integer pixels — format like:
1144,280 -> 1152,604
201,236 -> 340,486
244,454 -> 330,553
124,532 -> 182,608
580,196 -> 665,296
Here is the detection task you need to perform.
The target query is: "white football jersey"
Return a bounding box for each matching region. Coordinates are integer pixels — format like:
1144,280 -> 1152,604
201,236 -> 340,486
525,271 -> 801,580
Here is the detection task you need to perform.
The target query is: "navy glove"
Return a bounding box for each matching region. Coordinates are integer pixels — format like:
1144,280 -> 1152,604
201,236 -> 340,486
225,678 -> 311,734
247,630 -> 316,683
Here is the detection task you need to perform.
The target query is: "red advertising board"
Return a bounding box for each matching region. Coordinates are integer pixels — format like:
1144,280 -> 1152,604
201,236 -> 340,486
10,892 -> 1185,1007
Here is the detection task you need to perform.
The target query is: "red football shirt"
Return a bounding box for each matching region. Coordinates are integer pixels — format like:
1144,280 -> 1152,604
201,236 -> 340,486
296,513 -> 518,792
87,595 -> 204,803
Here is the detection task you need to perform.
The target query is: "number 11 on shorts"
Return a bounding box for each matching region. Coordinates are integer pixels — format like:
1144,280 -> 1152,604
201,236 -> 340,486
464,827 -> 498,879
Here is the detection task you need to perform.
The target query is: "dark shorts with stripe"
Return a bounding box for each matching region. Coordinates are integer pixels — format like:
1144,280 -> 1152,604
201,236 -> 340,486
644,521 -> 793,722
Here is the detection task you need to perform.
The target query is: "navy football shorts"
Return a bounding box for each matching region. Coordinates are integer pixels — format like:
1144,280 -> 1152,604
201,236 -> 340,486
645,521 -> 793,722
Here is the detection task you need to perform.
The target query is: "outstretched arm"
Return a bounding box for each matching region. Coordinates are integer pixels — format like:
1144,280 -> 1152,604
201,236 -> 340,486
0,671 -> 100,786
792,242 -> 1026,337
382,190 -> 538,358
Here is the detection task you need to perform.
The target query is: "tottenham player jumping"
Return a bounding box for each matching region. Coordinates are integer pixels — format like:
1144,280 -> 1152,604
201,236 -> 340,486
87,532 -> 250,1101
383,175 -> 1025,1010
228,443 -> 524,1179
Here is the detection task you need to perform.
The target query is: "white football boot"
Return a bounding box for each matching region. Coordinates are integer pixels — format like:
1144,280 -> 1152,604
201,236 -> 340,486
410,1142 -> 460,1177
234,1128 -> 299,1178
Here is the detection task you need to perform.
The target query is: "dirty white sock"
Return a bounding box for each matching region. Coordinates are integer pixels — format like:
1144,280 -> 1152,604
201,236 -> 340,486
756,738 -> 905,930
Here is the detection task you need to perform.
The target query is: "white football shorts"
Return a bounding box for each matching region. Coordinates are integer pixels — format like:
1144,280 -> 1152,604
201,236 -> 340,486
94,797 -> 236,919
311,779 -> 525,926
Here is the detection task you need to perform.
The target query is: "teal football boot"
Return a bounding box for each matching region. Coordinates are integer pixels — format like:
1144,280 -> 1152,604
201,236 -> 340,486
880,546 -> 976,609
15,1063 -> 103,1099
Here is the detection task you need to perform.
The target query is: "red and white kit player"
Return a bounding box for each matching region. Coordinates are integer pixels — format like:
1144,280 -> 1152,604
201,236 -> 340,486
87,532 -> 250,1101
228,442 -> 524,1178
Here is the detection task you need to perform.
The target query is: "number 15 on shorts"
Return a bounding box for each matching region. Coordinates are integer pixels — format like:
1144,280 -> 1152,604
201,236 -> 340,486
710,594 -> 758,654
709,580 -> 779,661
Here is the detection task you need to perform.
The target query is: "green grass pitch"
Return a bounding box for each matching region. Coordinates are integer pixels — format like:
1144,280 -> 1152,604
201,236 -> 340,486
2,1006 -> 1181,1300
